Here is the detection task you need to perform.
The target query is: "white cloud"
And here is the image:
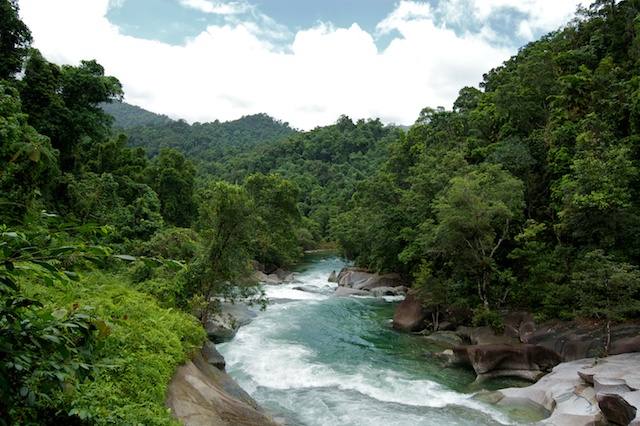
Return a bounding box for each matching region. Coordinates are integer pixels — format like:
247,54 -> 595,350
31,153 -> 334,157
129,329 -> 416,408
17,0 -> 584,130
466,0 -> 581,35
107,0 -> 125,9
179,0 -> 252,15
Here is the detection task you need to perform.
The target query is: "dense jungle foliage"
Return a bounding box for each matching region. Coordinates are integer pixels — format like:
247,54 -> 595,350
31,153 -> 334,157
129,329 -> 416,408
117,0 -> 640,326
3,0 -> 640,423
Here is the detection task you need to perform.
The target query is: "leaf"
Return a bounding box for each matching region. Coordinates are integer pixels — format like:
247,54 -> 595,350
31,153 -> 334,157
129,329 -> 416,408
49,246 -> 75,256
94,318 -> 111,339
63,271 -> 80,281
84,256 -> 106,267
0,276 -> 18,291
0,343 -> 13,355
32,260 -> 59,273
141,257 -> 161,268
113,254 -> 136,262
51,308 -> 68,320
60,322 -> 79,329
42,334 -> 61,344
163,259 -> 185,269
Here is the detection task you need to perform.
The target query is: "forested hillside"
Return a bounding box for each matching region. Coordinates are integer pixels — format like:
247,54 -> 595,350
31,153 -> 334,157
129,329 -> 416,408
101,101 -> 173,129
107,0 -> 640,327
120,110 -> 402,243
0,0 -> 302,423
332,0 -> 640,325
4,0 -> 640,423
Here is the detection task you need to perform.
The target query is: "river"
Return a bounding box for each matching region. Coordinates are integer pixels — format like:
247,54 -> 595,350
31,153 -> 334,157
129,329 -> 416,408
217,252 -> 520,425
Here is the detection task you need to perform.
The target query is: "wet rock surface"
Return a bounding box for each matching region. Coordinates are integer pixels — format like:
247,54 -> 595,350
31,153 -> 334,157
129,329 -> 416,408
335,266 -> 409,299
489,353 -> 640,425
204,302 -> 259,342
166,341 -> 279,426
392,292 -> 429,332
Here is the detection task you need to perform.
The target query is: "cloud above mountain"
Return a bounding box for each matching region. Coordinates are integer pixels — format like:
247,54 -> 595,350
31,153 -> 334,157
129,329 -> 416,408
18,0 -> 583,130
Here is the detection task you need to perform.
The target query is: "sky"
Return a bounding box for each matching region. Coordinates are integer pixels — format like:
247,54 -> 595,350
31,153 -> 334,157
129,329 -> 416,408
17,0 -> 585,130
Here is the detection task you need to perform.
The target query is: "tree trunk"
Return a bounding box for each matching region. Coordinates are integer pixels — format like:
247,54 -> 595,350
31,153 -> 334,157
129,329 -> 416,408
605,320 -> 611,356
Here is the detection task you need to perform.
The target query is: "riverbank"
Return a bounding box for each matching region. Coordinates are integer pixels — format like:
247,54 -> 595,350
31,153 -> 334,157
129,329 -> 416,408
334,265 -> 640,424
166,341 -> 279,426
178,259 -> 640,425
481,352 -> 640,425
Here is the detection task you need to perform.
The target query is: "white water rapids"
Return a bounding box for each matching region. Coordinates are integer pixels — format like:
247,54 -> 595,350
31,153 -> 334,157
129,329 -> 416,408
218,253 -> 522,426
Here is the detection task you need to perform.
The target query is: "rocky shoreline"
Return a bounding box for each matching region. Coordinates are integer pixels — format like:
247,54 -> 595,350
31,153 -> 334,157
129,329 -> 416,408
391,282 -> 640,424
480,352 -> 640,425
168,265 -> 640,425
166,341 -> 279,426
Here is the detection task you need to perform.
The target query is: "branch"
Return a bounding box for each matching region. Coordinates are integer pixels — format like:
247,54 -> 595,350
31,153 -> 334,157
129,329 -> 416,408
490,217 -> 510,259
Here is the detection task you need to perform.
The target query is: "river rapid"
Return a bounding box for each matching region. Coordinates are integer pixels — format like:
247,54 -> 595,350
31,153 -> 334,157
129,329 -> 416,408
217,253 -> 518,426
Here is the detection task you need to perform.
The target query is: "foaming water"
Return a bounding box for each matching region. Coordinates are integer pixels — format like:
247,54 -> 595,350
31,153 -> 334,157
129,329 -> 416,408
218,253 -> 513,426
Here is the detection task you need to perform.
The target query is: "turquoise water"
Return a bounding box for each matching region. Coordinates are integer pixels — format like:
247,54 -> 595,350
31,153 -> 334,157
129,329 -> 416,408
218,253 -> 515,425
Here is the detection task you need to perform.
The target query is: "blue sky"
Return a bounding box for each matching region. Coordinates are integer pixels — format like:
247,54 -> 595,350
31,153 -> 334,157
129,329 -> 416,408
18,0 -> 584,130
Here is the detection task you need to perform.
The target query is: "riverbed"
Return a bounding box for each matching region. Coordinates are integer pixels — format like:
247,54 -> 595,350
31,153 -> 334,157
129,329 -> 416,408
217,253 -> 518,425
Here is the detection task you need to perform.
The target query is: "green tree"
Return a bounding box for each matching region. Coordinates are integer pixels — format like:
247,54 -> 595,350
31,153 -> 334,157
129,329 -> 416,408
412,261 -> 453,331
0,214 -> 111,424
430,165 -> 524,310
244,173 -> 302,266
0,83 -> 58,223
573,249 -> 640,354
0,0 -> 32,80
19,54 -> 123,171
144,149 -> 197,228
189,182 -> 258,323
64,173 -> 163,243
553,131 -> 639,253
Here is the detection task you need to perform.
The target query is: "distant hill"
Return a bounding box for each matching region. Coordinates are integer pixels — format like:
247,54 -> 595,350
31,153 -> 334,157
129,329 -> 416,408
122,112 -> 299,160
101,101 -> 174,129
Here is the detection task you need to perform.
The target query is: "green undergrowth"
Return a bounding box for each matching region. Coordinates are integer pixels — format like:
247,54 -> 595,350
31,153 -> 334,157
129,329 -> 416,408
21,271 -> 206,425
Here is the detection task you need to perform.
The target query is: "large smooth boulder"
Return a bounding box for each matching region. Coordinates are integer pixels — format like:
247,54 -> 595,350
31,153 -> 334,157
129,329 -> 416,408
493,353 -> 640,425
392,292 -> 428,332
253,270 -> 280,285
502,311 -> 536,343
337,267 -> 371,287
204,303 -> 258,342
456,326 -> 515,346
452,344 -> 564,377
528,323 -> 640,361
353,273 -> 406,291
166,343 -> 278,426
422,331 -> 466,349
333,287 -> 371,297
202,340 -> 226,371
597,393 -> 638,426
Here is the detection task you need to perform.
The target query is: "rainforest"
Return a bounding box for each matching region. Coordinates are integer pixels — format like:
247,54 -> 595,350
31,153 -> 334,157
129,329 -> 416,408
2,0 -> 640,424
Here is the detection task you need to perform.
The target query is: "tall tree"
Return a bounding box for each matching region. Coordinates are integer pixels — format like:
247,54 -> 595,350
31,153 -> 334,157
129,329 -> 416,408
19,54 -> 123,171
0,83 -> 57,222
244,173 -> 302,266
144,149 -> 197,228
190,182 -> 257,322
429,165 -> 525,310
0,0 -> 32,80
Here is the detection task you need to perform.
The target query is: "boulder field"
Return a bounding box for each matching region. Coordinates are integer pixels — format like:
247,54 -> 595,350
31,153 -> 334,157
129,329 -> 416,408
172,265 -> 640,425
332,266 -> 409,298
478,353 -> 640,425
392,291 -> 640,425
